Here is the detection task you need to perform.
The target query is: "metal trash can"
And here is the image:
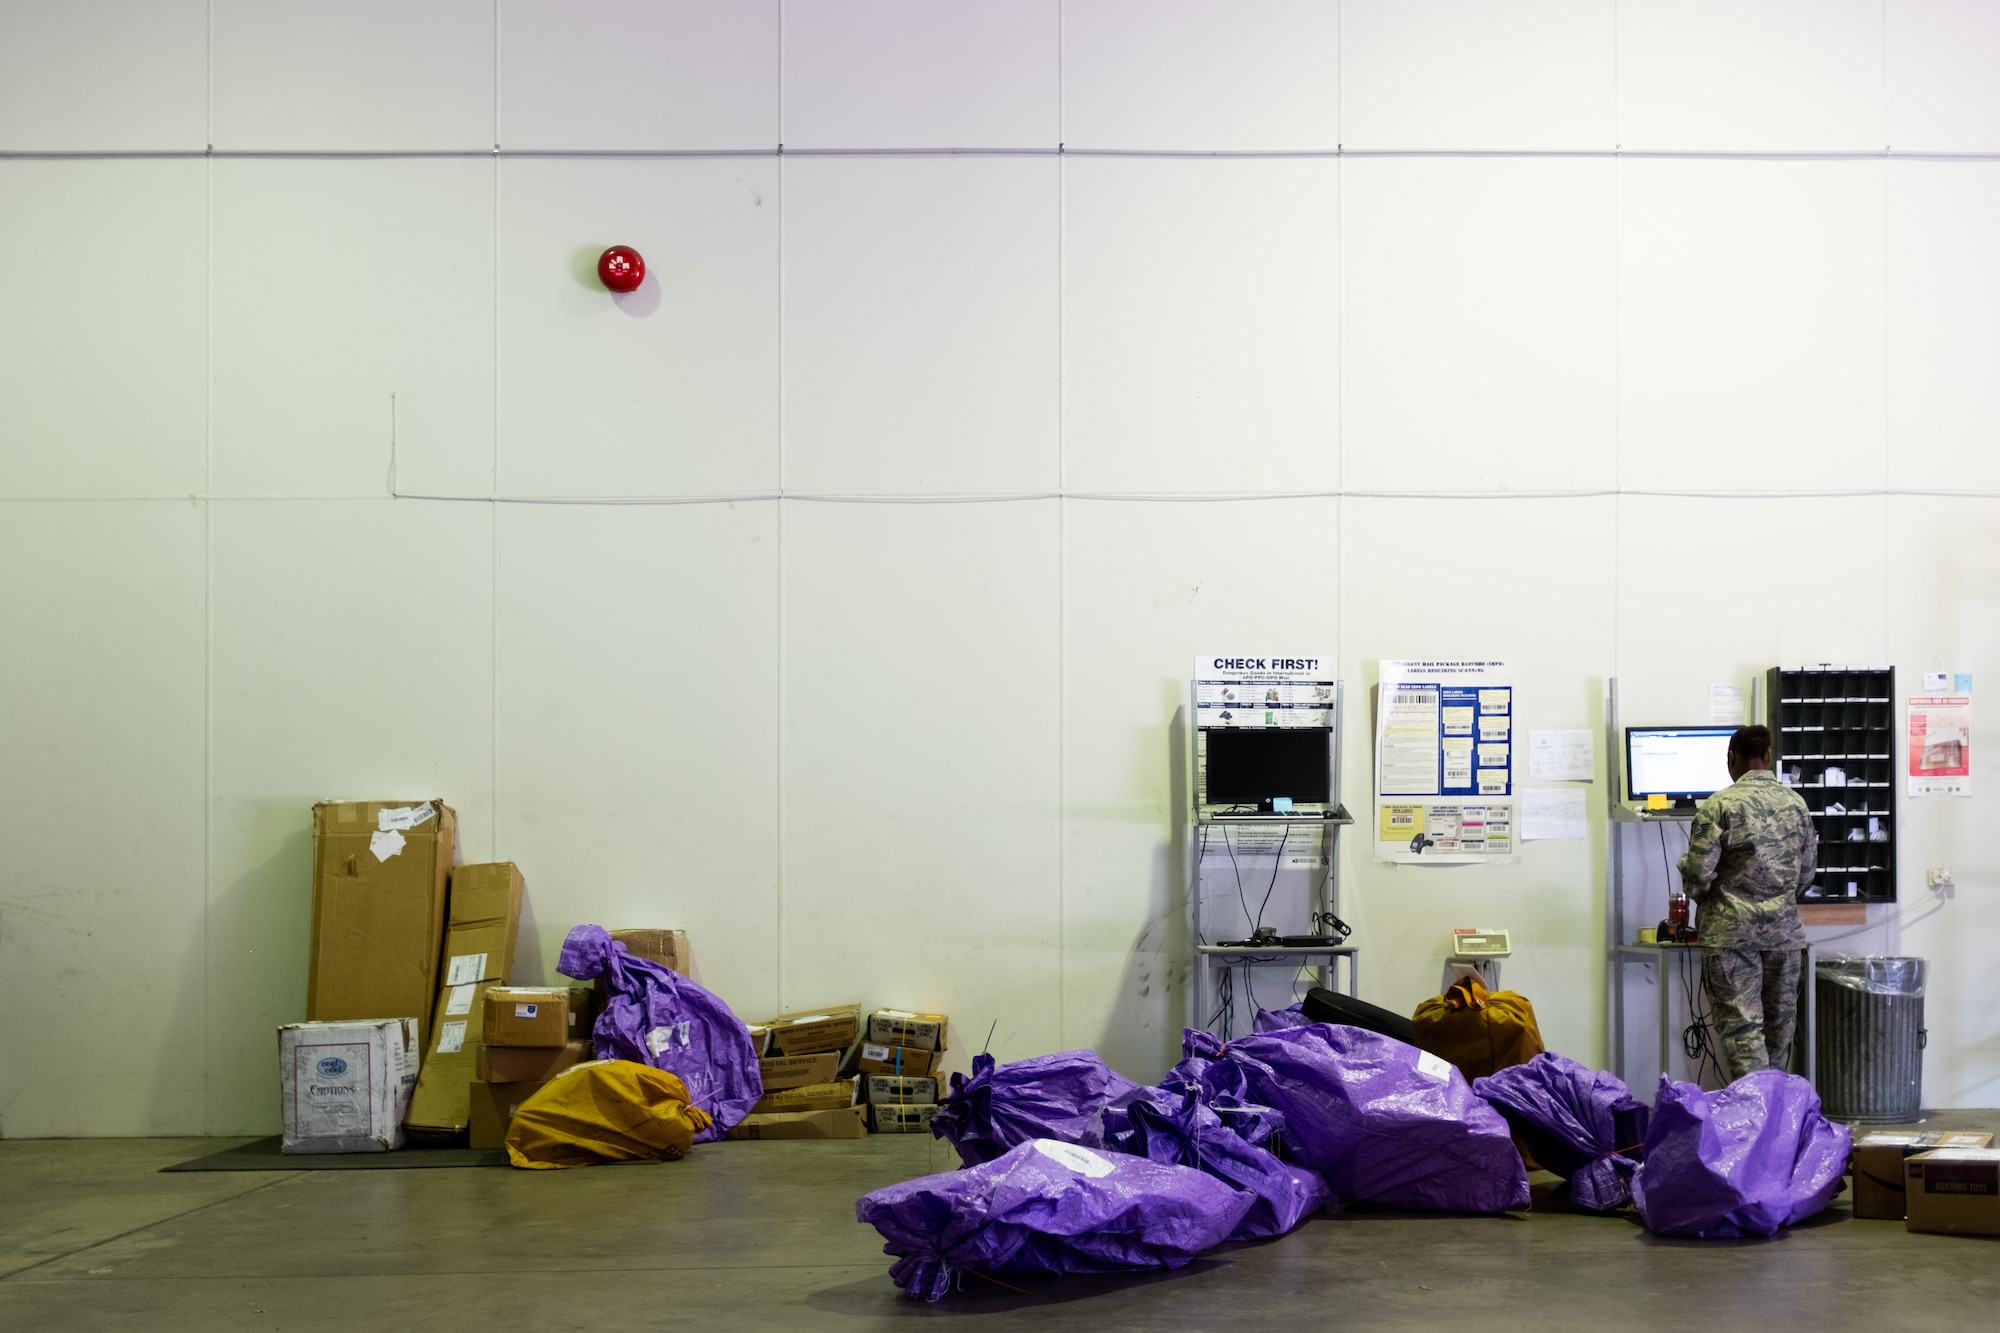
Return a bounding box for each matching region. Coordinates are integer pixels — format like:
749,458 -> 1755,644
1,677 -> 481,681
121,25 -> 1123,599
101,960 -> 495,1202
1814,956 -> 1926,1123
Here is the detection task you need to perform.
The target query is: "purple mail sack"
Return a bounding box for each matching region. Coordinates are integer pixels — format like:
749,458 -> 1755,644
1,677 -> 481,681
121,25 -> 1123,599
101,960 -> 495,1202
930,1050 -> 1125,1167
557,925 -> 762,1142
856,1138 -> 1254,1300
1171,1025 -> 1529,1213
1115,1085 -> 1329,1240
1631,1071 -> 1850,1238
1474,1053 -> 1650,1212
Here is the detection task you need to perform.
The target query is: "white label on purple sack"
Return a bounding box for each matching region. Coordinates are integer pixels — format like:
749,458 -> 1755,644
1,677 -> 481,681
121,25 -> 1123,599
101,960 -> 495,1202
1035,1140 -> 1114,1178
1415,1051 -> 1452,1081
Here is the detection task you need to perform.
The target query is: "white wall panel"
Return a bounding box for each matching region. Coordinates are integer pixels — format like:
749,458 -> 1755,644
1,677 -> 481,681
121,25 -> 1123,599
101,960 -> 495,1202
783,0 -> 1058,148
0,0 -> 207,150
497,158 -> 778,499
0,161 -> 207,498
0,503 -> 205,1136
1888,0 -> 2000,152
206,499 -> 494,1133
1062,498 -> 1338,1080
1341,496 -> 1616,1062
1064,1 -> 1338,151
782,502 -> 1060,1071
494,500 -> 779,1018
1614,495 -> 1887,729
782,157 -> 1059,495
211,160 -> 495,500
1341,0 -> 1614,151
1882,496 -> 2000,1107
1888,161 -> 2000,490
212,0 -> 495,151
1617,0 -> 1885,151
1343,157 -> 1616,492
1619,160 -> 1885,492
1063,158 -> 1338,493
498,0 -> 778,150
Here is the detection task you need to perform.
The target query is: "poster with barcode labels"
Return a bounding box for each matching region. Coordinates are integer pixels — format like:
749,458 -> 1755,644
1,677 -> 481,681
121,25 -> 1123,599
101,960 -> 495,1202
1375,659 -> 1517,864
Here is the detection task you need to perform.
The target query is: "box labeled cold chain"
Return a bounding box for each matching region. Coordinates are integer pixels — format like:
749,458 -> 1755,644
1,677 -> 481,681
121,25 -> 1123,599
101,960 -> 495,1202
1906,1149 -> 2000,1235
864,1075 -> 939,1105
871,1102 -> 939,1134
279,1019 -> 419,1154
854,1042 -> 938,1078
1853,1131 -> 1995,1219
763,1005 -> 863,1056
750,1078 -> 857,1115
484,988 -> 571,1047
760,1051 -> 840,1092
727,1105 -> 869,1141
866,1009 -> 948,1052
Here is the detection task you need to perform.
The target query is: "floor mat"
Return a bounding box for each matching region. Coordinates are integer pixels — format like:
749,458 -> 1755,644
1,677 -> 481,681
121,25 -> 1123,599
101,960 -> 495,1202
161,1136 -> 508,1172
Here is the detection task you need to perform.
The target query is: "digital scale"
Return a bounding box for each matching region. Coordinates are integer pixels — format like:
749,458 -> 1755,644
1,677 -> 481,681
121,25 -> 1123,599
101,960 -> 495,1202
1447,928 -> 1511,990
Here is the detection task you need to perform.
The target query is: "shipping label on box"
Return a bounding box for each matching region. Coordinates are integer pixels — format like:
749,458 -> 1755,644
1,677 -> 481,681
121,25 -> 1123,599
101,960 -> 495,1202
407,978 -> 499,1133
727,1104 -> 869,1141
763,1005 -> 862,1056
280,1020 -> 416,1154
760,1051 -> 840,1092
871,1102 -> 939,1134
855,1043 -> 938,1078
483,987 -> 571,1047
864,1075 -> 939,1105
1906,1149 -> 2000,1235
866,1009 -> 948,1052
751,1078 -> 857,1115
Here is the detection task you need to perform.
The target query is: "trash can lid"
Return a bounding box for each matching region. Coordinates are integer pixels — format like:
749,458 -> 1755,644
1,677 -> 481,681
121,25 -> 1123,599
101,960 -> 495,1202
1815,955 -> 1927,996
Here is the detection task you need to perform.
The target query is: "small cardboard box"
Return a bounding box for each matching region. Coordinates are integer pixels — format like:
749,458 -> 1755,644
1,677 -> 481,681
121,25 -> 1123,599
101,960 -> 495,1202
761,1051 -> 840,1092
467,1077 -> 553,1151
566,986 -> 594,1043
727,1104 -> 869,1141
607,928 -> 692,977
280,1019 -> 420,1154
864,1074 -> 939,1105
1854,1131 -> 1996,1219
867,1009 -> 949,1052
405,978 -> 498,1134
484,988 -> 571,1047
307,800 -> 456,1051
871,1102 -> 939,1134
1906,1149 -> 2000,1235
855,1042 -> 938,1078
764,1005 -> 863,1056
478,1040 -> 589,1085
751,1078 -> 857,1115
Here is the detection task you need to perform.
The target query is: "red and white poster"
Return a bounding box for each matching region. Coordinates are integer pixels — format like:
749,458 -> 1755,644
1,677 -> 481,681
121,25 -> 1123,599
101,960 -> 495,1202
1907,694 -> 1971,797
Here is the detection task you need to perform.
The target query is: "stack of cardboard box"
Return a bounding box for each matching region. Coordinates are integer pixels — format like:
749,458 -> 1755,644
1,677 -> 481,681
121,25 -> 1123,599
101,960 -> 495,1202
468,986 -> 589,1149
1852,1129 -> 1999,1234
858,1009 -> 949,1133
730,1004 -> 867,1140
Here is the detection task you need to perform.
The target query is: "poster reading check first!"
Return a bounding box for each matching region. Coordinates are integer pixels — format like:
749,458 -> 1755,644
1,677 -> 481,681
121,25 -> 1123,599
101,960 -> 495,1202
1374,660 -> 1517,864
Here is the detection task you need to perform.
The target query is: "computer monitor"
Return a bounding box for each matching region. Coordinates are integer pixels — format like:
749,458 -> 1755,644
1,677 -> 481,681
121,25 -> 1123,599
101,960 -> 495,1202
1626,727 -> 1737,804
1203,728 -> 1331,809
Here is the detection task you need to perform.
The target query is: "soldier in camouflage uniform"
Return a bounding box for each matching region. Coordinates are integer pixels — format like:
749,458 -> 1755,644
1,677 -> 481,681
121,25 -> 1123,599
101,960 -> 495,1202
1676,725 -> 1816,1080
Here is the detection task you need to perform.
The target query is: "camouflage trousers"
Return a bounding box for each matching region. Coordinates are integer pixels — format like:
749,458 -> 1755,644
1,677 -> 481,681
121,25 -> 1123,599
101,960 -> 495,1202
1702,947 -> 1804,1081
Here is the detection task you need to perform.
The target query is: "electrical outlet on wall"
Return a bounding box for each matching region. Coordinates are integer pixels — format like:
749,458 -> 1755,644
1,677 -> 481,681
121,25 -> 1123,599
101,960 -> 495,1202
1926,868 -> 1955,896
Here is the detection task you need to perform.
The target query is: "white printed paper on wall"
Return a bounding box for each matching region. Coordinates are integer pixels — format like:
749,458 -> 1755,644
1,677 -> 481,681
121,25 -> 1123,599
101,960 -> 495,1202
1374,660 -> 1516,864
1908,691 -> 1972,797
1527,729 -> 1593,782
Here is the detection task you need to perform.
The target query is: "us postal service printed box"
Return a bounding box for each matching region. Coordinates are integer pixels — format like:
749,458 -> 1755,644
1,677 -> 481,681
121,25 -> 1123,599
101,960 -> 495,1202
871,1102 -> 939,1134
279,1019 -> 418,1154
864,1074 -> 939,1105
866,1009 -> 948,1052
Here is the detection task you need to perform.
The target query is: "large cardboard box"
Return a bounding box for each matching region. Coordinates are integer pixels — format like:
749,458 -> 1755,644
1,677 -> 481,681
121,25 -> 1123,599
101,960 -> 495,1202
468,1077 -> 553,1150
727,1104 -> 869,1141
279,1019 -> 420,1153
764,1005 -> 863,1055
751,1078 -> 857,1115
478,1040 -> 589,1084
761,1051 -> 840,1092
607,928 -> 691,976
484,988 -> 571,1047
864,1074 -> 939,1105
405,978 -> 498,1135
867,1009 -> 949,1052
1854,1131 -> 1996,1220
871,1102 -> 939,1134
406,862 -> 524,1134
855,1043 -> 938,1078
307,800 -> 456,1049
1905,1149 -> 2000,1235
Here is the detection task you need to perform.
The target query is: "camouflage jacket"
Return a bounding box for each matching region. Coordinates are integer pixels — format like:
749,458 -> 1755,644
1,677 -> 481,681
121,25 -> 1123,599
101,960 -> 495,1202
1676,768 -> 1813,949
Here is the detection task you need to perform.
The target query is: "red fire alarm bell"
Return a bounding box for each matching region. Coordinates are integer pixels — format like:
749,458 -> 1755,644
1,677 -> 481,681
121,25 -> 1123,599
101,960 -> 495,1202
597,245 -> 645,293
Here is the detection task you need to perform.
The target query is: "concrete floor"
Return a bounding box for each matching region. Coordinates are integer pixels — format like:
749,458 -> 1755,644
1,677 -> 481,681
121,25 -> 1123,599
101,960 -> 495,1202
3,1124 -> 1997,1332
